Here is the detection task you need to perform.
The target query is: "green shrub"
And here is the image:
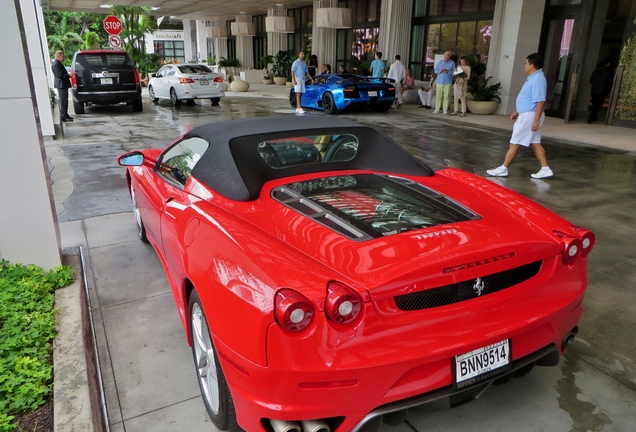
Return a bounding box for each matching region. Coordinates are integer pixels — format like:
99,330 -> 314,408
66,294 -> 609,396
0,260 -> 74,429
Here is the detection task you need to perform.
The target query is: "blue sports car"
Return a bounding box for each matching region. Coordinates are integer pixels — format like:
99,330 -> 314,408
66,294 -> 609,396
290,74 -> 396,115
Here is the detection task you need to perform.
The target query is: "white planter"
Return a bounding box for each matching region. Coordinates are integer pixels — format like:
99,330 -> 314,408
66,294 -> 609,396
273,76 -> 287,85
467,99 -> 499,115
262,79 -> 273,85
230,80 -> 250,92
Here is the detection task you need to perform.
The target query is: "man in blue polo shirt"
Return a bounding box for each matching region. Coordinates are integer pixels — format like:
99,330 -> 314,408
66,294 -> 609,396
487,53 -> 553,179
291,50 -> 314,115
433,51 -> 455,114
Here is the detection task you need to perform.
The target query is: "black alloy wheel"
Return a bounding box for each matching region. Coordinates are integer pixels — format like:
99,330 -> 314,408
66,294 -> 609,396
322,92 -> 339,115
289,89 -> 297,108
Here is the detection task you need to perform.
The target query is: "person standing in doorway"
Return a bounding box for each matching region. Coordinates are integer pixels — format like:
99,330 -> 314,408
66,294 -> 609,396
433,51 -> 455,114
307,54 -> 318,78
291,50 -> 314,115
487,53 -> 553,179
588,59 -> 614,124
387,55 -> 406,108
371,52 -> 386,78
52,50 -> 73,122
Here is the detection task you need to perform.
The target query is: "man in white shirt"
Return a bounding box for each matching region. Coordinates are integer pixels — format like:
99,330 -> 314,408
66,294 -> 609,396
387,54 -> 406,108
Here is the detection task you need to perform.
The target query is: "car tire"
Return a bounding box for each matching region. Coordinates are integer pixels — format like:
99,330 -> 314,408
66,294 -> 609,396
189,290 -> 239,431
322,92 -> 339,115
373,104 -> 391,112
289,89 -> 297,108
130,184 -> 148,243
73,99 -> 85,115
148,86 -> 158,103
132,98 -> 143,112
210,97 -> 221,105
170,88 -> 181,106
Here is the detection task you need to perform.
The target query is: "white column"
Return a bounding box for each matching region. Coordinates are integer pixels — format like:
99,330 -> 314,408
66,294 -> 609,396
0,0 -> 60,269
236,14 -> 254,69
487,0 -> 546,114
183,19 -> 193,62
21,0 -> 55,136
379,0 -> 414,65
267,8 -> 288,56
313,0 -> 338,70
195,20 -> 208,61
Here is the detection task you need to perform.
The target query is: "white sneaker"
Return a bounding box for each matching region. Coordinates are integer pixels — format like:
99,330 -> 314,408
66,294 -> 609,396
296,108 -> 305,114
443,110 -> 448,115
487,166 -> 508,177
530,167 -> 553,179
432,110 -> 440,114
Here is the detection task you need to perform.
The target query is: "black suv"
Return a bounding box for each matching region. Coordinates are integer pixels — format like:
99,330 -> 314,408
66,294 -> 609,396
71,50 -> 142,114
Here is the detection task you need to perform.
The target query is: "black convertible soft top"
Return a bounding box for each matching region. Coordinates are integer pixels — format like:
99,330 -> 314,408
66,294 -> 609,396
186,116 -> 433,201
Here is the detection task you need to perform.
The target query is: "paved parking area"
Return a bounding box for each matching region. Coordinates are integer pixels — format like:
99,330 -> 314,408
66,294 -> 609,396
48,89 -> 636,432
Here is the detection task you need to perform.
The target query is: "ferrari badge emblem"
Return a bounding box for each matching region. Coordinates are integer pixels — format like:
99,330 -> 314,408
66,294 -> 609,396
473,278 -> 485,296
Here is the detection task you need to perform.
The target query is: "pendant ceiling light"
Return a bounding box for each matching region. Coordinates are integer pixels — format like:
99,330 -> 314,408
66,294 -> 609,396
316,7 -> 352,29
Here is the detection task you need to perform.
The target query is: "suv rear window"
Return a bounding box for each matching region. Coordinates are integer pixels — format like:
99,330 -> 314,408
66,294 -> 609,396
76,54 -> 132,68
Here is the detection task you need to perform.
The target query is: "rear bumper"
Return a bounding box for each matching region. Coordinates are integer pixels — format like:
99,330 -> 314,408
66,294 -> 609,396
73,87 -> 141,105
175,84 -> 225,100
218,288 -> 584,432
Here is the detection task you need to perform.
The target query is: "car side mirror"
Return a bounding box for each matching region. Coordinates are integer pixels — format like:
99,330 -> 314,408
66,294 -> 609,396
118,152 -> 144,166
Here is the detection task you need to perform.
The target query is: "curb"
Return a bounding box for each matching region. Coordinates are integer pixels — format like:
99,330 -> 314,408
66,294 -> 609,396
53,251 -> 105,431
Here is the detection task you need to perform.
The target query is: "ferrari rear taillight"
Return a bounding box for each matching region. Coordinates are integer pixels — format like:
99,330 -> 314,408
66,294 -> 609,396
275,289 -> 314,332
325,281 -> 362,325
554,230 -> 586,264
134,69 -> 140,84
575,227 -> 596,257
213,76 -> 223,83
179,77 -> 195,84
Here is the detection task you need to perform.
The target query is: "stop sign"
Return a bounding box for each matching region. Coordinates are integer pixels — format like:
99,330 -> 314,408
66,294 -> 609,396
103,15 -> 122,35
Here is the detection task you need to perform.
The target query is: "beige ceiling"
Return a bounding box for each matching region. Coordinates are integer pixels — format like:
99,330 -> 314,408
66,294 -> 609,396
48,0 -> 315,21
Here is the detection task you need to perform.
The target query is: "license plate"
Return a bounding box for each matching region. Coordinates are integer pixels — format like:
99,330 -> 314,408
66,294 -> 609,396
454,340 -> 510,389
368,91 -> 377,97
101,78 -> 113,85
200,80 -> 209,85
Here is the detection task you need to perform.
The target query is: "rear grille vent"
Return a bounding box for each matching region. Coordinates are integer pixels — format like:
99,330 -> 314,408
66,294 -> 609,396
394,261 -> 542,311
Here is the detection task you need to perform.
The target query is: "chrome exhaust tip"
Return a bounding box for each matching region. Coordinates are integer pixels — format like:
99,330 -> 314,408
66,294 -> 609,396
562,326 -> 579,349
269,419 -> 301,432
301,419 -> 330,432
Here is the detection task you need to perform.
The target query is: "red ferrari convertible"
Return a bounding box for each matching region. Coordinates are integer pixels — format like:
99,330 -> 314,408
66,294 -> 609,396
118,117 -> 594,432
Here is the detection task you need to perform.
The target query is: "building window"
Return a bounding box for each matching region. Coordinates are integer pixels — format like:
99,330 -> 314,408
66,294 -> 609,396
154,41 -> 185,63
287,6 -> 313,54
335,0 -> 381,74
411,0 -> 495,79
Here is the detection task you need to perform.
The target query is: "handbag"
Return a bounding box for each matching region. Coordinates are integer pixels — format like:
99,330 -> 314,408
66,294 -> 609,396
453,66 -> 467,79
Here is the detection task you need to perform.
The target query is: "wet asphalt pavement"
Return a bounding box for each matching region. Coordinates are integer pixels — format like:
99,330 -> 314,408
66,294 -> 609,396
47,92 -> 636,432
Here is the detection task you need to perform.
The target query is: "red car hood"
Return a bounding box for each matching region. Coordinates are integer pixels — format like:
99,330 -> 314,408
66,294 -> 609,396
241,172 -> 562,301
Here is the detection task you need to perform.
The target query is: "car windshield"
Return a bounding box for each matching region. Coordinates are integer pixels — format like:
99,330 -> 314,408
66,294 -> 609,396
257,134 -> 359,168
178,65 -> 212,74
273,174 -> 480,239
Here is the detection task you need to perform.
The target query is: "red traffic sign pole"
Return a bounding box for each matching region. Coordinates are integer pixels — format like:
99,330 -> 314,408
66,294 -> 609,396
103,15 -> 123,35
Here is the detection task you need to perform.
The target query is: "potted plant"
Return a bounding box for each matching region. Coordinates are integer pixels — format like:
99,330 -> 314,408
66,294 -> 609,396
272,50 -> 292,85
217,57 -> 241,82
259,55 -> 274,84
467,76 -> 502,115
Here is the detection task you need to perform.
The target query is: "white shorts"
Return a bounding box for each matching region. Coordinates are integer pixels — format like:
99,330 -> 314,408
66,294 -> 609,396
510,111 -> 545,147
294,80 -> 306,93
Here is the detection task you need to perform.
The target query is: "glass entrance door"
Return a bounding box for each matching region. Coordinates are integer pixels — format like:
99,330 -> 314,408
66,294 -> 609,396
541,18 -> 576,117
